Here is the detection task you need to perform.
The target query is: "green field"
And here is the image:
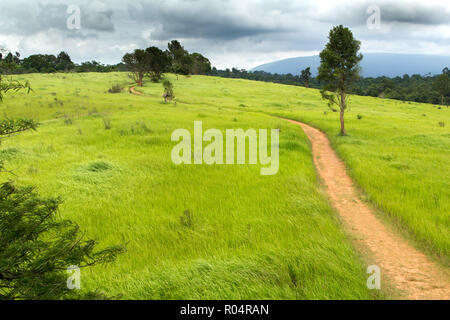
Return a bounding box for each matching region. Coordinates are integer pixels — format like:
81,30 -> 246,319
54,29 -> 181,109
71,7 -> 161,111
1,72 -> 448,298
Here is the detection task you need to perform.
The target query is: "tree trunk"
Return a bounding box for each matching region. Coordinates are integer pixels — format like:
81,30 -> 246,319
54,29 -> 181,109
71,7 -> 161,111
442,95 -> 444,106
340,91 -> 347,135
340,109 -> 346,136
138,73 -> 143,87
306,79 -> 309,88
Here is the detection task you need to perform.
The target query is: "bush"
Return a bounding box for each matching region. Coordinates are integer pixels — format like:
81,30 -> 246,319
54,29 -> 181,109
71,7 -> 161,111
162,80 -> 174,102
103,117 -> 111,130
108,84 -> 122,94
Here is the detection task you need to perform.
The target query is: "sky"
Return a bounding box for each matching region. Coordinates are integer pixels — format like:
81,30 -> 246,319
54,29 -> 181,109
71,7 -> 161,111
0,0 -> 449,69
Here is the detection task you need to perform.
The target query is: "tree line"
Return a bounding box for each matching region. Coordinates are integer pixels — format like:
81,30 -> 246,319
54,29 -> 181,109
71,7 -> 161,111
0,40 -> 212,84
208,66 -> 450,106
0,49 -> 125,74
121,40 -> 211,86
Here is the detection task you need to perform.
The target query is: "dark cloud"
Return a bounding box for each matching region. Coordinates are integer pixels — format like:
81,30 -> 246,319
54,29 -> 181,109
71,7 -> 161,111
381,3 -> 450,25
0,0 -> 448,69
317,1 -> 450,26
126,0 -> 282,40
0,1 -> 114,35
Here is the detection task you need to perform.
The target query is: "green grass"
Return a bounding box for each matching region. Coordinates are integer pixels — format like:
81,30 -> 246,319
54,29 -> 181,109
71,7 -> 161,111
139,74 -> 450,264
0,73 -> 381,299
4,71 -> 449,298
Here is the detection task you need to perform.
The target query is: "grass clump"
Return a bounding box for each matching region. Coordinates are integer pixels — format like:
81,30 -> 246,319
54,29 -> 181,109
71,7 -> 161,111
108,84 -> 123,94
83,161 -> 113,173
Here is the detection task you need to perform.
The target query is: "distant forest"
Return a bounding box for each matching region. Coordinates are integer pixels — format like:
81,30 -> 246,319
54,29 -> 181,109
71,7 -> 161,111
209,67 -> 450,106
1,48 -> 448,106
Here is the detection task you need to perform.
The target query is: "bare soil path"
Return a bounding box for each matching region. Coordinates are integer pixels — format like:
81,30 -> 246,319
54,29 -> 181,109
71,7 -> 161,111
129,86 -> 143,95
285,118 -> 449,300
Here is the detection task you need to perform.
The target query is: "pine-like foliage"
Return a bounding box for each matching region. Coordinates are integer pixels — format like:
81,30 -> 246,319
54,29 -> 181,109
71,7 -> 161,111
0,181 -> 126,300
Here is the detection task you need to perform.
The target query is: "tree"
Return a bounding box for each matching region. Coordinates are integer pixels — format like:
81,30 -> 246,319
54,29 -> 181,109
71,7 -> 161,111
0,75 -> 125,300
434,67 -> 449,106
146,46 -> 171,82
0,182 -> 125,300
0,76 -> 34,158
56,51 -> 75,71
0,50 -> 21,74
300,67 -> 312,88
122,49 -> 149,87
190,53 -> 211,75
162,80 -> 174,103
21,54 -> 58,73
167,40 -> 192,79
318,25 -> 363,135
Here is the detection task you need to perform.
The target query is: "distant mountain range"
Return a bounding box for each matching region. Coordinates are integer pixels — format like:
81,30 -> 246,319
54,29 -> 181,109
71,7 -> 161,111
251,53 -> 450,78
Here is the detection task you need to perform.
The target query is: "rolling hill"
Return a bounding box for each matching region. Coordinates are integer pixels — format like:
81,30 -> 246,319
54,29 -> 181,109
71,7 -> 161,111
251,53 -> 450,77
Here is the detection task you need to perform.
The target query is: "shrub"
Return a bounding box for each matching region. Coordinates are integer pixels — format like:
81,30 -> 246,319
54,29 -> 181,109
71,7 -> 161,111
84,161 -> 113,173
108,84 -> 123,94
357,114 -> 363,120
103,117 -> 111,130
439,121 -> 445,127
180,209 -> 194,228
162,80 -> 174,103
64,116 -> 73,126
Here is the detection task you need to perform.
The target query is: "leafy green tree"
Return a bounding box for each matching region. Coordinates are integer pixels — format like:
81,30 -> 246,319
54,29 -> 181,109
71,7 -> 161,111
146,46 -> 171,82
162,79 -> 174,102
168,40 -> 193,79
318,25 -> 363,135
190,53 -> 211,75
434,67 -> 449,106
300,67 -> 311,88
55,51 -> 75,71
21,54 -> 58,73
0,50 -> 21,74
122,49 -> 149,87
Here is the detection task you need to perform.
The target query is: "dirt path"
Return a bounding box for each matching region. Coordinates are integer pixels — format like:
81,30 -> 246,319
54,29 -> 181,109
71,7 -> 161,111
285,119 -> 449,300
129,86 -> 143,95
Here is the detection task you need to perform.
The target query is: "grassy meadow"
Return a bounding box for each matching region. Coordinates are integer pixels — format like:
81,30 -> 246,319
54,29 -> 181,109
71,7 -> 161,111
137,75 -> 449,264
0,72 -> 380,299
0,72 -> 448,298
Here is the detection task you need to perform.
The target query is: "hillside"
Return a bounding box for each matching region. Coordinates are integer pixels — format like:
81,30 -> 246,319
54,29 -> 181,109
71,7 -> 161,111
1,73 -> 449,298
252,53 -> 450,77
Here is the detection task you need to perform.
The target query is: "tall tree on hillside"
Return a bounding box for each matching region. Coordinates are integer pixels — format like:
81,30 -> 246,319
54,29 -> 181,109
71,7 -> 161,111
190,53 -> 211,75
122,49 -> 149,87
56,51 -> 75,71
301,67 -> 312,88
167,40 -> 192,79
146,46 -> 171,82
434,67 -> 449,106
318,25 -> 363,135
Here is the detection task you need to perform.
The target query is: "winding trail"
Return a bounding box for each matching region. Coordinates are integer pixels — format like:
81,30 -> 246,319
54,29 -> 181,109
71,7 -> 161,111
129,86 -> 143,95
127,84 -> 449,299
285,119 -> 449,300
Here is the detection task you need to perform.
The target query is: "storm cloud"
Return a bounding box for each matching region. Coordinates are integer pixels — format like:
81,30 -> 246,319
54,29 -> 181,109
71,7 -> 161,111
0,0 -> 449,69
